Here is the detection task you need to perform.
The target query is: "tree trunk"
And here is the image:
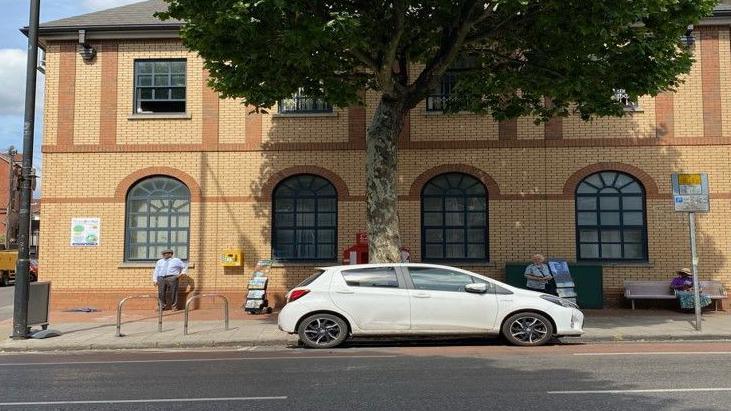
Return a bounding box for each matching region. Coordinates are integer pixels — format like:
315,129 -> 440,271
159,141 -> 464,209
366,98 -> 405,263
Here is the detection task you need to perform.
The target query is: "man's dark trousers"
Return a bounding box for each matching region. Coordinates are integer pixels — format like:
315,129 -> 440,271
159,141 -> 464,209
157,276 -> 179,309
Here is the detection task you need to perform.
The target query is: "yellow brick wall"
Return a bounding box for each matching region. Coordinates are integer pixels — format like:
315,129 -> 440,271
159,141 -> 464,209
674,32 -> 705,138
218,98 -> 247,145
42,43 -> 60,146
37,33 -> 731,308
73,43 -> 102,145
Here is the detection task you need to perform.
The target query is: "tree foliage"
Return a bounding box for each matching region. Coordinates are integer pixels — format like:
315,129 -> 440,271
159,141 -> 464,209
160,0 -> 716,120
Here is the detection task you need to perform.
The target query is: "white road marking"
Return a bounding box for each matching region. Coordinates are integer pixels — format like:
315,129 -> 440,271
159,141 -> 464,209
574,351 -> 731,356
0,354 -> 397,367
0,396 -> 287,406
549,388 -> 731,395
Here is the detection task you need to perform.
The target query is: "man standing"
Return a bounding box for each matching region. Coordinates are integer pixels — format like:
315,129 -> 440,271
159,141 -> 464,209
524,254 -> 555,295
153,249 -> 186,310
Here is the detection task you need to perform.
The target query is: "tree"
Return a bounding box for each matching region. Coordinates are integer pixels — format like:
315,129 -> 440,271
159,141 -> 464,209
160,0 -> 716,262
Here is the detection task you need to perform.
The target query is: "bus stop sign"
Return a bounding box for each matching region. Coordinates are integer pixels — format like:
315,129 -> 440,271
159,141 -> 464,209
671,173 -> 709,213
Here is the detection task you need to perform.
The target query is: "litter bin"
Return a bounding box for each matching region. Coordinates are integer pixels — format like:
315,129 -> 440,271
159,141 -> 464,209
504,262 -> 603,309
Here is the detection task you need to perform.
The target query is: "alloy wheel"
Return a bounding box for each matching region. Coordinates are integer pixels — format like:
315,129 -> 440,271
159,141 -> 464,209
302,317 -> 343,347
509,316 -> 549,344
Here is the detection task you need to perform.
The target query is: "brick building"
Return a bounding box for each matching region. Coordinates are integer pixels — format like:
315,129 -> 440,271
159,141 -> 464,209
33,0 -> 731,309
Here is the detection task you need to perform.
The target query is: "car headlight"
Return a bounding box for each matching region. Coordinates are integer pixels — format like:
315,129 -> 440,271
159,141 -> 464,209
541,294 -> 578,309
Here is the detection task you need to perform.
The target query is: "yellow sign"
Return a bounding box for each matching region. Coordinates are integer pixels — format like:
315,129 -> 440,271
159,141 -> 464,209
678,174 -> 702,185
221,249 -> 243,267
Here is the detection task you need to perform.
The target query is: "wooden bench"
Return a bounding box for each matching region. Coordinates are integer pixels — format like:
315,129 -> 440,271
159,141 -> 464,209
624,280 -> 727,310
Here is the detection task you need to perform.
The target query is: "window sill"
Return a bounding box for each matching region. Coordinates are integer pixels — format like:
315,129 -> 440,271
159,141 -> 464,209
119,262 -> 195,269
574,261 -> 653,268
420,260 -> 495,267
128,113 -> 192,120
422,110 -> 476,116
272,112 -> 338,118
270,261 -> 338,267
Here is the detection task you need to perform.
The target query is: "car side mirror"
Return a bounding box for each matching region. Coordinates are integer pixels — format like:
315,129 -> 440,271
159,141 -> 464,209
465,283 -> 488,294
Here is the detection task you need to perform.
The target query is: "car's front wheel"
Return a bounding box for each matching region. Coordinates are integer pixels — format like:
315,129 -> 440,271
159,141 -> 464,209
502,312 -> 554,346
297,313 -> 348,349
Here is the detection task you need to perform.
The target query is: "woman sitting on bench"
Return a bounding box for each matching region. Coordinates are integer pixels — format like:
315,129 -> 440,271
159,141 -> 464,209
671,268 -> 712,310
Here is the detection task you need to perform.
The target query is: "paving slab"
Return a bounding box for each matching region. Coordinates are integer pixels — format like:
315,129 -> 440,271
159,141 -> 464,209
0,308 -> 729,352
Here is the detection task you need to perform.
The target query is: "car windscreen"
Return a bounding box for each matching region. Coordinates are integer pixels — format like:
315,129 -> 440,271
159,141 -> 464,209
296,270 -> 326,287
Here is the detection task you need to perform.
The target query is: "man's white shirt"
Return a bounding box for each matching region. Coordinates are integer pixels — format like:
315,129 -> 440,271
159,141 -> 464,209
152,257 -> 187,282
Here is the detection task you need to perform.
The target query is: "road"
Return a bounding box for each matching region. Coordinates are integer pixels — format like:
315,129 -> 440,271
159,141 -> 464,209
1,341 -> 731,410
0,285 -> 13,322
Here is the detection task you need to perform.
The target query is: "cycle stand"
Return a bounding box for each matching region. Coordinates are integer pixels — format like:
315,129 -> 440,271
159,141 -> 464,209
184,294 -> 229,335
115,294 -> 162,337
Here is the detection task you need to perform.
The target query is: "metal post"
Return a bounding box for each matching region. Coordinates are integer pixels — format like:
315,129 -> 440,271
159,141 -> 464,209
5,146 -> 16,249
689,212 -> 702,331
12,0 -> 40,340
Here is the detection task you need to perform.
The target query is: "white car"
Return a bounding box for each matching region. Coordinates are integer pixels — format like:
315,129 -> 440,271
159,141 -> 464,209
278,263 -> 584,348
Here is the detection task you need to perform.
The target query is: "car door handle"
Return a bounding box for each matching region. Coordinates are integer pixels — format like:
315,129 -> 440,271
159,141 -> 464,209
413,293 -> 430,298
335,289 -> 355,294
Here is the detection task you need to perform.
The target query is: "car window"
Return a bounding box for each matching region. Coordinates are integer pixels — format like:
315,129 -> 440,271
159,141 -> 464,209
296,270 -> 326,287
341,267 -> 399,288
408,267 -> 475,292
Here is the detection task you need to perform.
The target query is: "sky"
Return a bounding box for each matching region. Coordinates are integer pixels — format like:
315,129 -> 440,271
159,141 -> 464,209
0,0 -> 142,193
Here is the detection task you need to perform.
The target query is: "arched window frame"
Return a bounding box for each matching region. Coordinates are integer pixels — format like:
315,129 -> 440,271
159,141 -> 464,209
421,173 -> 489,262
575,171 -> 648,262
125,176 -> 191,262
272,174 -> 338,261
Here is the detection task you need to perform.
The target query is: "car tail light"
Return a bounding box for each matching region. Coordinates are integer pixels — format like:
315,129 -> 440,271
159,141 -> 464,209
288,289 -> 310,303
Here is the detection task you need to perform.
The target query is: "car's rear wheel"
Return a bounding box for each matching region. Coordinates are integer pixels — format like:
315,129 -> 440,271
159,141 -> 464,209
298,313 -> 348,349
502,312 -> 553,346
0,272 -> 9,287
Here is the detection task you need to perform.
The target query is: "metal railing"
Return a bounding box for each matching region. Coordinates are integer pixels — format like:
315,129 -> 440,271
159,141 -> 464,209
115,294 -> 162,337
184,294 -> 229,335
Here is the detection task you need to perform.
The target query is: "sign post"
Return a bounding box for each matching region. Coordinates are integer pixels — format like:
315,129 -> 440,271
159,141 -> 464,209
671,173 -> 709,332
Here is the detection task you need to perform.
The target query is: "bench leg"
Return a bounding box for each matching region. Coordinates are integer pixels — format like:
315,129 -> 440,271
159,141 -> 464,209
631,300 -> 635,310
715,300 -> 719,312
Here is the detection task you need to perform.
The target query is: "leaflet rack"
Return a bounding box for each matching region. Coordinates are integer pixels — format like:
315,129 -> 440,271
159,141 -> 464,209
243,259 -> 273,314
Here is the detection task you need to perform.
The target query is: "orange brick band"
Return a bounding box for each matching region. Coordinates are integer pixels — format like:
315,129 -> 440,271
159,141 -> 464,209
57,42 -> 77,146
99,41 -> 118,145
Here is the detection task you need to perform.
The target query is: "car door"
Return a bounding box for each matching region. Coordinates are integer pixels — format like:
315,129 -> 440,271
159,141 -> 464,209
329,266 -> 411,331
405,266 -> 499,332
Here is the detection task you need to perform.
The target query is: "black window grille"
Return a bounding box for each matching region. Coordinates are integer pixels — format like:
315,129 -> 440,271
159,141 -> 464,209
575,171 -> 648,261
426,72 -> 458,112
279,89 -> 332,114
134,59 -> 186,113
125,176 -> 190,261
421,173 -> 488,261
272,174 -> 337,260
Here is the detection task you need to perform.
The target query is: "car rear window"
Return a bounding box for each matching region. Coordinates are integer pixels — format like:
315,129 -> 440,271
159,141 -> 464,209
297,270 -> 326,287
341,267 -> 399,288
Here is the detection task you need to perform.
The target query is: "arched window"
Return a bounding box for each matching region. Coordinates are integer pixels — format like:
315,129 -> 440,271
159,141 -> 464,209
575,171 -> 647,261
125,176 -> 190,261
272,174 -> 337,260
421,173 -> 488,261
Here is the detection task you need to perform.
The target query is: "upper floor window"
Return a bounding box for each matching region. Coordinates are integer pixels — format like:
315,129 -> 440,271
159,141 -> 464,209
272,174 -> 337,260
125,176 -> 190,261
575,171 -> 647,261
426,56 -> 476,112
279,88 -> 332,114
612,89 -> 640,111
134,59 -> 187,114
421,173 -> 488,261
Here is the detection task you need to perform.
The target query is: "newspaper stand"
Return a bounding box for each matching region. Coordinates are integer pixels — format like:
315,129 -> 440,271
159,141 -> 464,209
243,259 -> 273,314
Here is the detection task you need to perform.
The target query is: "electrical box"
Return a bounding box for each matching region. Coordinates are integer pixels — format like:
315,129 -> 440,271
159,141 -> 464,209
221,249 -> 243,267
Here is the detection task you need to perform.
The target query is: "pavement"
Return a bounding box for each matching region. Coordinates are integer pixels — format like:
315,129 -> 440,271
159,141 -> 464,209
0,305 -> 730,352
